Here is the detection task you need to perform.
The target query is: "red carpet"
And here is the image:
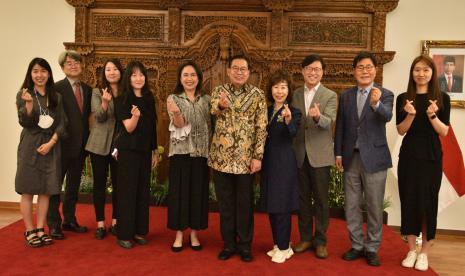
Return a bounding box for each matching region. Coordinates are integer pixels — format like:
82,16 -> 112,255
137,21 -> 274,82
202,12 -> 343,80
0,204 -> 437,275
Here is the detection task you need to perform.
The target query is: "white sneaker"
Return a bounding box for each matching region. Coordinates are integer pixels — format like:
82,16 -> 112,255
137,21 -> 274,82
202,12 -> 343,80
271,248 -> 294,263
415,253 -> 429,271
267,245 -> 278,257
401,250 -> 417,268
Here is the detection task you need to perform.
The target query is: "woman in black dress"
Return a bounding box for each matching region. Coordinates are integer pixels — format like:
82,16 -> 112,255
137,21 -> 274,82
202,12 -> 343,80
396,55 -> 450,271
85,59 -> 123,239
260,71 -> 301,263
15,58 -> 65,247
114,61 -> 158,249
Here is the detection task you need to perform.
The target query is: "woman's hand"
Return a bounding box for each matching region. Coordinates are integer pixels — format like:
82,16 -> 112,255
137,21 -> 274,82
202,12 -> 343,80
167,97 -> 181,115
281,104 -> 292,125
131,105 -> 141,117
21,88 -> 33,102
427,100 -> 438,117
37,141 -> 54,155
404,99 -> 416,115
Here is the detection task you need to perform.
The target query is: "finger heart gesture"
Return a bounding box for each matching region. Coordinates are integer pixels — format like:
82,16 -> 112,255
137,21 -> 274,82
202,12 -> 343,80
131,105 -> 141,117
219,90 -> 230,109
21,88 -> 33,102
404,99 -> 416,115
281,104 -> 292,124
166,97 -> 180,114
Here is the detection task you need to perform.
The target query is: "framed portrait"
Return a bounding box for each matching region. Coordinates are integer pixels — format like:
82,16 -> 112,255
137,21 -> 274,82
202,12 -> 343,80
422,40 -> 465,107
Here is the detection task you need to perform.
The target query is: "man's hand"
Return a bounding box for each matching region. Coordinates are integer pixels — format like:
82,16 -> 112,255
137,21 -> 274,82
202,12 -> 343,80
250,159 -> 262,174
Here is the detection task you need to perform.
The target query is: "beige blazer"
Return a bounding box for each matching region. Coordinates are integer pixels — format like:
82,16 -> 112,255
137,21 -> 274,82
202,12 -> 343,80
85,88 -> 116,155
292,84 -> 337,168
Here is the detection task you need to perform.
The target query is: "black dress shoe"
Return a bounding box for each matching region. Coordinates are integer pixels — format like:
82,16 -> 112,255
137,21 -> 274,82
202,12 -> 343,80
108,225 -> 117,236
342,248 -> 365,261
171,245 -> 183,253
95,227 -> 106,240
239,249 -> 253,262
117,239 -> 133,249
366,251 -> 381,266
218,249 -> 235,260
62,222 -> 88,233
49,227 -> 65,240
189,237 -> 202,251
133,235 -> 148,245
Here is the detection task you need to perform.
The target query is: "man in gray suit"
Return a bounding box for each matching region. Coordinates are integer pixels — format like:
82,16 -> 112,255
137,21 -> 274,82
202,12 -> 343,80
292,55 -> 337,259
335,51 -> 393,266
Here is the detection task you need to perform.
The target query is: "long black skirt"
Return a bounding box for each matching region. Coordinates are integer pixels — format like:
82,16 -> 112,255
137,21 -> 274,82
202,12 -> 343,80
167,154 -> 209,231
398,155 -> 442,241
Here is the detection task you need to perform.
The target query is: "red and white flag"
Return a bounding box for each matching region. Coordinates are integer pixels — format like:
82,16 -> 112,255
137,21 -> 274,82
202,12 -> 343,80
392,125 -> 465,213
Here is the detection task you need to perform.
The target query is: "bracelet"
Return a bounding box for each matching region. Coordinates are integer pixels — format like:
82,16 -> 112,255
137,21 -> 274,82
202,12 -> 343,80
429,113 -> 437,120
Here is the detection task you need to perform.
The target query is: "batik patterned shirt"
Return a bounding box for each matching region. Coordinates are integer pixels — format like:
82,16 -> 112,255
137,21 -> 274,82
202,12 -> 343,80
208,83 -> 268,174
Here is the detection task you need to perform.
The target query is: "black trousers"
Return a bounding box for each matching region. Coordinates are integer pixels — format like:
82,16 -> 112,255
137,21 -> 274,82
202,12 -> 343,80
213,170 -> 254,251
167,155 -> 209,231
269,213 -> 292,250
116,149 -> 151,240
297,154 -> 330,246
90,153 -> 118,222
47,150 -> 87,228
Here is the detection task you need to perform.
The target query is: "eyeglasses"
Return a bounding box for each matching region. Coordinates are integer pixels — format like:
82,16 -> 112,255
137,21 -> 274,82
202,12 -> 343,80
230,66 -> 249,73
355,65 -> 375,72
64,61 -> 81,67
303,66 -> 323,73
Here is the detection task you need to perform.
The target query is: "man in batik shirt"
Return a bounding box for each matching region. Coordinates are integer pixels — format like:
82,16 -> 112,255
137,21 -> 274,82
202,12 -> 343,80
209,55 -> 267,262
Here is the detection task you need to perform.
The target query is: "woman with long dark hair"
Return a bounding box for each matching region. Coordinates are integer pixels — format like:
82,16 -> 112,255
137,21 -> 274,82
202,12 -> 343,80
396,55 -> 450,271
113,61 -> 158,249
166,61 -> 211,252
85,59 -> 123,239
15,57 -> 66,247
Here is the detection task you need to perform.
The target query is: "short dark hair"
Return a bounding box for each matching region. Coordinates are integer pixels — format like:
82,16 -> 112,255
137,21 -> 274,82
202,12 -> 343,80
173,60 -> 204,95
119,60 -> 154,103
301,54 -> 326,70
228,54 -> 251,69
352,51 -> 377,68
266,70 -> 293,104
443,55 -> 456,65
58,50 -> 82,67
99,58 -> 124,94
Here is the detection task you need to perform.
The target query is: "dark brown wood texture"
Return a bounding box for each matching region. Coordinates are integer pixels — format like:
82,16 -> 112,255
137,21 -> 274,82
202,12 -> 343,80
64,0 -> 398,180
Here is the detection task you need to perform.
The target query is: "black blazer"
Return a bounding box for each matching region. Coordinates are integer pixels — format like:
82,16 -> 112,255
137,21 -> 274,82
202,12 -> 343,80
55,78 -> 92,158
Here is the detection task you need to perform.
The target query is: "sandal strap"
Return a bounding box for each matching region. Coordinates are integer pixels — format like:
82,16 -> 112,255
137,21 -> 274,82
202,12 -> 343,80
24,230 -> 37,237
40,233 -> 52,241
35,228 -> 45,233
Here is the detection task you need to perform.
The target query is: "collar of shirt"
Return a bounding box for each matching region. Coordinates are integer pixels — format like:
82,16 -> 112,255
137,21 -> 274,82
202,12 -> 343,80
67,77 -> 80,91
357,83 -> 374,94
225,83 -> 249,95
178,92 -> 201,102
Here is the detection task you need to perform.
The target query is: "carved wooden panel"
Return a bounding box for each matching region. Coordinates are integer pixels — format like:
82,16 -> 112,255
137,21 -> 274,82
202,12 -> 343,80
287,15 -> 370,49
182,12 -> 269,44
64,0 -> 399,181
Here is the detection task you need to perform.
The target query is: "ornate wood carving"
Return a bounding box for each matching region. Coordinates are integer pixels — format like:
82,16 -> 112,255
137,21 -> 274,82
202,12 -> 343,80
64,0 -> 398,181
91,14 -> 165,41
183,14 -> 268,44
288,16 -> 368,48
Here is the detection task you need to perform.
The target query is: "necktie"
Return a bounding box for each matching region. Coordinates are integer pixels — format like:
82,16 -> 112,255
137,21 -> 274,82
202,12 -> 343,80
357,89 -> 367,118
448,76 -> 452,92
74,81 -> 83,113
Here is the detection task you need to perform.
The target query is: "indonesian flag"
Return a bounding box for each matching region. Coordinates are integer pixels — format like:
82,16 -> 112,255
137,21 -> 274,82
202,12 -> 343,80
392,126 -> 465,213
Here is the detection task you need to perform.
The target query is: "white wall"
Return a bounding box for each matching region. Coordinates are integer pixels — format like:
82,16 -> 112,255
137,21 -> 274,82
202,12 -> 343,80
1,0 -> 464,230
384,0 -> 465,230
0,0 -> 75,203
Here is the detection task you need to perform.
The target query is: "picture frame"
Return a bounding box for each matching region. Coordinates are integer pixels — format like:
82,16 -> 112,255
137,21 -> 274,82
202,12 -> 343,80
422,40 -> 465,108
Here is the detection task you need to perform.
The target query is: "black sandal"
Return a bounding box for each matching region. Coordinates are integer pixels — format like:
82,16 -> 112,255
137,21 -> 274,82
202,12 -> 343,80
24,230 -> 42,248
35,228 -> 53,245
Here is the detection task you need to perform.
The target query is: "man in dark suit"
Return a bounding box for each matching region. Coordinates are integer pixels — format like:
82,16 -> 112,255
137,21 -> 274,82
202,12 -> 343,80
438,55 -> 463,92
334,52 -> 393,266
47,50 -> 92,239
291,55 -> 337,259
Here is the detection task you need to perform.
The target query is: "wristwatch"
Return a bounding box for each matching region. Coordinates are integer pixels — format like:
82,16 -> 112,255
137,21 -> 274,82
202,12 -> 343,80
429,113 -> 437,120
